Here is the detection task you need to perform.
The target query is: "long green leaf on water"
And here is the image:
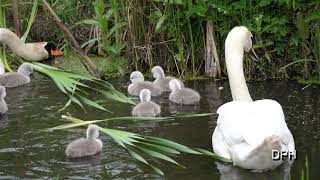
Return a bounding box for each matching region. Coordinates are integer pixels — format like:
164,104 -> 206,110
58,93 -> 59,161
174,112 -> 217,119
193,148 -> 232,163
137,147 -> 183,167
31,63 -> 134,112
47,115 -> 231,175
127,149 -> 164,176
78,95 -> 111,113
136,142 -> 181,155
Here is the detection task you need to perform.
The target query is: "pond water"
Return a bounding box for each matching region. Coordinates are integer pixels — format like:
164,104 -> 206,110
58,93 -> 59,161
0,73 -> 319,179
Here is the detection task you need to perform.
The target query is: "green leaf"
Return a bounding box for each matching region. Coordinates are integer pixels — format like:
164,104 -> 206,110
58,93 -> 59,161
137,142 -> 181,155
155,15 -> 167,32
128,149 -> 164,176
128,149 -> 150,165
175,113 -> 217,119
193,148 -> 232,163
78,95 -> 111,112
81,38 -> 98,48
107,22 -> 127,38
306,10 -> 320,22
21,0 -> 38,42
187,3 -> 207,17
137,147 -> 183,167
143,136 -> 201,155
76,19 -> 99,26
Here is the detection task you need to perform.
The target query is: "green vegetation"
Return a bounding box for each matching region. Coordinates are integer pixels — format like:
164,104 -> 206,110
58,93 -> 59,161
1,1 -> 233,175
1,0 -> 320,81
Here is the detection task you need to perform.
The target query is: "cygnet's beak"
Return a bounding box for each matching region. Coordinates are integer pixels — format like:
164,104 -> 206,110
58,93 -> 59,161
127,80 -> 132,86
249,48 -> 259,63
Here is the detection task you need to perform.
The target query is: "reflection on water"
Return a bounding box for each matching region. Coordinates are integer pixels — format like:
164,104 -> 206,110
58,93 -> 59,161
216,160 -> 292,180
0,74 -> 319,179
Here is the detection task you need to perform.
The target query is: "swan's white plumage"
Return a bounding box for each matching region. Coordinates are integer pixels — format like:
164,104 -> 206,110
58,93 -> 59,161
213,100 -> 295,170
212,26 -> 295,171
216,100 -> 291,147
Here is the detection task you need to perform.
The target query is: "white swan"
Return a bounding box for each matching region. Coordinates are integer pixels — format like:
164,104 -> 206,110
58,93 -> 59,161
211,26 -> 295,171
0,28 -> 63,61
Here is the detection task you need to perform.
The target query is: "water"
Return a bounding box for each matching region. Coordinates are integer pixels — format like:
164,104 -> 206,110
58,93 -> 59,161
0,73 -> 319,179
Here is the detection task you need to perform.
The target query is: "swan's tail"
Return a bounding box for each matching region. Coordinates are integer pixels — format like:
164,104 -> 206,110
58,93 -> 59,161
234,135 -> 283,171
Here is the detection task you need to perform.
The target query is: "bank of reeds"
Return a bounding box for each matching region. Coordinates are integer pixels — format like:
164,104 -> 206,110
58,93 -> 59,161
1,0 -> 320,81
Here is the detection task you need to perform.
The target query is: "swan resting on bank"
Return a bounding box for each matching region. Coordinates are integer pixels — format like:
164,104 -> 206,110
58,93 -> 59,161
211,26 -> 295,171
0,28 -> 63,61
0,63 -> 33,88
169,79 -> 200,105
132,89 -> 161,116
128,71 -> 163,96
151,66 -> 184,92
65,124 -> 103,158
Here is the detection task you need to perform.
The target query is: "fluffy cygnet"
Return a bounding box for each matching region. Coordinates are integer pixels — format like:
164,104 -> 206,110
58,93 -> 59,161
169,79 -> 200,105
128,71 -> 163,96
65,124 -> 103,158
151,66 -> 184,92
132,89 -> 161,116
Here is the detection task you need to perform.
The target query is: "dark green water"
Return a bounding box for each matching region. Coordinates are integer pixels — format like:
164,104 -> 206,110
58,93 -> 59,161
0,74 -> 319,179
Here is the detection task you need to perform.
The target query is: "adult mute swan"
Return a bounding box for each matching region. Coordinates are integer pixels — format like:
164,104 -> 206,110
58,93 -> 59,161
128,71 -> 163,96
0,28 -> 63,61
151,66 -> 184,92
132,89 -> 161,116
65,124 -> 103,158
212,26 -> 295,171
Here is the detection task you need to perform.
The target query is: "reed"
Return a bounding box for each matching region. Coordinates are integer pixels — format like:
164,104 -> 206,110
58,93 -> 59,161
2,0 -> 320,81
46,113 -> 230,176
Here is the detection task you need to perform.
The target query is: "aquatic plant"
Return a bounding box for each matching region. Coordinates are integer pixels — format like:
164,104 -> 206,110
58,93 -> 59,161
32,62 -> 135,112
0,0 -> 12,71
47,113 -> 230,176
77,0 -> 126,57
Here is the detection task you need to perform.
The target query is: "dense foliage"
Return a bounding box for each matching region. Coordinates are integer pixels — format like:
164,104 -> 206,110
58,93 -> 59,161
1,0 -> 320,81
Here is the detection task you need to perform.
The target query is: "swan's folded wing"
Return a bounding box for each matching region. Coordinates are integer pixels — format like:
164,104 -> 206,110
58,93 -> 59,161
217,100 -> 291,147
216,101 -> 249,146
244,99 -> 292,146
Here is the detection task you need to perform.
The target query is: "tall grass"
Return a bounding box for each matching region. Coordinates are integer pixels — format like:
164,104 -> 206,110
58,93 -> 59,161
2,0 -> 320,80
0,0 -> 12,71
125,0 -> 319,80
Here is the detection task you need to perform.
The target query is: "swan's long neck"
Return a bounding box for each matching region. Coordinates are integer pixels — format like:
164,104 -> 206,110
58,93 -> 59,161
225,38 -> 252,102
0,28 -> 28,55
0,28 -> 48,61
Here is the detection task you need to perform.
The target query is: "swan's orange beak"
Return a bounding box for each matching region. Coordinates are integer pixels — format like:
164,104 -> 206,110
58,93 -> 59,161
50,50 -> 64,56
